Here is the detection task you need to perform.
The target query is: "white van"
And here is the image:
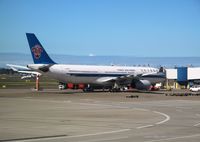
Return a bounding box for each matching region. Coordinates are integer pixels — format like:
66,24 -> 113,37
189,85 -> 200,92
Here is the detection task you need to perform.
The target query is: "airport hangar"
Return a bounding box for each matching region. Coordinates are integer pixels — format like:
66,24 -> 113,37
165,67 -> 200,89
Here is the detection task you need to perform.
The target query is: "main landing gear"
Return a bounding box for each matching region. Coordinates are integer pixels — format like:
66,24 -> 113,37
83,84 -> 94,92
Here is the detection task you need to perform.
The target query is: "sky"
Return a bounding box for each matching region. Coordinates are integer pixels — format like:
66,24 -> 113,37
0,0 -> 200,57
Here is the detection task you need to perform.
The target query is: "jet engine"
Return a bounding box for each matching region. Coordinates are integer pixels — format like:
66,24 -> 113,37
131,80 -> 152,90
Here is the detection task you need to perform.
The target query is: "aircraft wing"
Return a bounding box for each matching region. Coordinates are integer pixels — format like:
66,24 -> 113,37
96,77 -> 118,83
96,73 -> 138,84
96,72 -> 164,85
7,64 -> 41,79
6,64 -> 30,70
113,74 -> 139,84
17,70 -> 41,76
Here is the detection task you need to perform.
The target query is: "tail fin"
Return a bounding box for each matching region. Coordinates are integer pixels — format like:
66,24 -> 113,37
26,33 -> 56,64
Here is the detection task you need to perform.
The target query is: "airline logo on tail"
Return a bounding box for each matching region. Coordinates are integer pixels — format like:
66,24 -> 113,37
26,33 -> 56,64
32,45 -> 43,59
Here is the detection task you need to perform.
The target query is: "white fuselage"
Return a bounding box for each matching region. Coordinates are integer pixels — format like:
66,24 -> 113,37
28,64 -> 160,86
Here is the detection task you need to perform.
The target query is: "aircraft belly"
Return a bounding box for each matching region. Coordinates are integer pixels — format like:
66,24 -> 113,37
64,76 -> 98,84
45,71 -> 103,84
54,74 -> 99,84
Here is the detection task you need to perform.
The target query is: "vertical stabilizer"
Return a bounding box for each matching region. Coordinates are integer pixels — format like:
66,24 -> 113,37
26,33 -> 55,64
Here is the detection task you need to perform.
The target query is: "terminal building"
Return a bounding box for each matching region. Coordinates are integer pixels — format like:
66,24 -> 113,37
165,67 -> 200,89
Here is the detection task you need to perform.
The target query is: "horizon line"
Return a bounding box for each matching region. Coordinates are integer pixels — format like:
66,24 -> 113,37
0,52 -> 200,58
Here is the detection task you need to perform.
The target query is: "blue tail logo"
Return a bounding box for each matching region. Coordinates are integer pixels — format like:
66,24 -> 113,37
26,33 -> 56,64
32,45 -> 43,59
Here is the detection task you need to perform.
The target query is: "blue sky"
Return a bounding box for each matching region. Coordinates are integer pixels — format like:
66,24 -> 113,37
0,0 -> 200,57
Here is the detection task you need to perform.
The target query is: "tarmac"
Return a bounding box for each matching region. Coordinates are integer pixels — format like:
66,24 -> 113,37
0,89 -> 200,142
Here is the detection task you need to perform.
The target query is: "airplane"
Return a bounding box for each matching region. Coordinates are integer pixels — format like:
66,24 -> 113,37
6,64 -> 41,79
26,33 -> 166,91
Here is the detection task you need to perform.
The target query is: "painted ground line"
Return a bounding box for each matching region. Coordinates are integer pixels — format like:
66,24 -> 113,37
74,136 -> 129,142
194,122 -> 200,127
144,134 -> 200,142
153,111 -> 170,125
15,129 -> 131,142
137,125 -> 154,129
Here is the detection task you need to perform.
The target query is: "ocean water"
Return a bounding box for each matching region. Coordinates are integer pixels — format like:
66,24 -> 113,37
0,53 -> 200,68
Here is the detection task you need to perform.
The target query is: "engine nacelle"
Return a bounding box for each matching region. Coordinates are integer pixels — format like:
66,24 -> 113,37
132,80 -> 152,90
